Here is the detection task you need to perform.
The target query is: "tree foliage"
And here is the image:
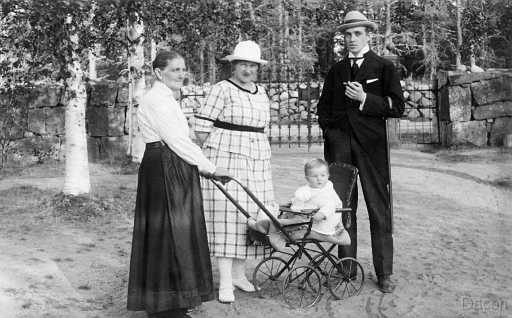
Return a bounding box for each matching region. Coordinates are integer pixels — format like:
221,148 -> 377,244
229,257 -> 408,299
2,0 -> 512,86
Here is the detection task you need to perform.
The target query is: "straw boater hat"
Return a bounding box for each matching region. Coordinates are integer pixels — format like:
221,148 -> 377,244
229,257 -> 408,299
223,40 -> 268,65
339,10 -> 377,32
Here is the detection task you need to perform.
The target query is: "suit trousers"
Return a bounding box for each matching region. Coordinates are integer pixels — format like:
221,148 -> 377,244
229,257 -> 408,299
324,127 -> 393,277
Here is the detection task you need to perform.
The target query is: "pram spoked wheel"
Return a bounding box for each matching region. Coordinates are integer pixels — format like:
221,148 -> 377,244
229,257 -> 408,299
309,253 -> 339,279
282,265 -> 322,308
327,257 -> 364,300
253,256 -> 289,299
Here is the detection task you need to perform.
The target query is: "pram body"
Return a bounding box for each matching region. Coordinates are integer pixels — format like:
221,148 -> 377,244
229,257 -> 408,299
210,162 -> 365,308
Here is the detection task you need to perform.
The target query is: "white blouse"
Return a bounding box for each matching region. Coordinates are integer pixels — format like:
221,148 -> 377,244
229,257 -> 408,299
138,81 -> 216,174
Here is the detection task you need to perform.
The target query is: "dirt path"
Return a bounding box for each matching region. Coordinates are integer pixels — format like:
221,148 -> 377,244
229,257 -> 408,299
0,148 -> 510,318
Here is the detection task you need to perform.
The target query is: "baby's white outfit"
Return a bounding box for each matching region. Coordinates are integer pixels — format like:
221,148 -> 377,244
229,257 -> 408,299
290,180 -> 342,235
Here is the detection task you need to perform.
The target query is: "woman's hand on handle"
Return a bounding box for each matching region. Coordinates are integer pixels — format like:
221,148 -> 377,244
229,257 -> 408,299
195,132 -> 209,147
201,167 -> 232,184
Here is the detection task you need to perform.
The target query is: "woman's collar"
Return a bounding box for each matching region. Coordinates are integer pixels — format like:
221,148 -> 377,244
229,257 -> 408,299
153,80 -> 175,97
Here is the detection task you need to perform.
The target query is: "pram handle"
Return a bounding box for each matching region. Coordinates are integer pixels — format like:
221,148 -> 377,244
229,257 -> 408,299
209,177 -> 291,239
209,177 -> 251,219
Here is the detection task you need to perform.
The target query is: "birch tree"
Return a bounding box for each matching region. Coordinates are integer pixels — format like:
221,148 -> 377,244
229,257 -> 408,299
62,13 -> 90,195
22,0 -> 96,195
455,0 -> 463,70
126,12 -> 145,162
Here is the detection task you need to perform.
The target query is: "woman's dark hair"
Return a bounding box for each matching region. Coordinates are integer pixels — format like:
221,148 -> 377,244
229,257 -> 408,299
152,50 -> 183,70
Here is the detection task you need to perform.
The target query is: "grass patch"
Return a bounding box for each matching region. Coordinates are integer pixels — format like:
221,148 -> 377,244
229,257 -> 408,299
0,183 -> 135,226
47,193 -> 114,222
118,160 -> 140,175
0,161 -> 65,180
44,189 -> 135,223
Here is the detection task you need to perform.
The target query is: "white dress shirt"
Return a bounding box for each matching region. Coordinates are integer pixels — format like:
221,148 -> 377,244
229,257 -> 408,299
348,45 -> 370,110
138,81 -> 216,174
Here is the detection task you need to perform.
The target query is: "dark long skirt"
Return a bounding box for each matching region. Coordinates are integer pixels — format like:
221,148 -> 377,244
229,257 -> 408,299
127,142 -> 214,314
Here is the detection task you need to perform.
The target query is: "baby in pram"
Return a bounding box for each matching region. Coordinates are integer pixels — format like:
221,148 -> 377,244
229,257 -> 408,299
248,158 -> 351,248
288,158 -> 351,245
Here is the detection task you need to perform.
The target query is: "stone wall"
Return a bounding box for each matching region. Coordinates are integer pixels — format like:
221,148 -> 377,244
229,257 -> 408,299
0,85 -> 65,165
181,82 -> 322,123
3,72 -> 511,167
0,82 -> 131,165
438,70 -> 512,146
85,82 -> 130,162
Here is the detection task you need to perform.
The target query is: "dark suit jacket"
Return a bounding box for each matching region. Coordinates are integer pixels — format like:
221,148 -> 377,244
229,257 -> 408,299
317,50 -> 405,166
317,50 -> 405,180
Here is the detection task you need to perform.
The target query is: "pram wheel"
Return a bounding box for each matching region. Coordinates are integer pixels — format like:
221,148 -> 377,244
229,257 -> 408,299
327,257 -> 364,300
282,265 -> 322,308
253,256 -> 289,299
309,253 -> 339,279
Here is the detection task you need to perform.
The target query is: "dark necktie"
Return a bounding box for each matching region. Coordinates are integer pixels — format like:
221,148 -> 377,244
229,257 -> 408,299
350,57 -> 362,80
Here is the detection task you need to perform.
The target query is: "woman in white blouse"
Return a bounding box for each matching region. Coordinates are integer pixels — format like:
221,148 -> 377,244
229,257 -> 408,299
195,41 -> 277,303
127,50 -> 229,318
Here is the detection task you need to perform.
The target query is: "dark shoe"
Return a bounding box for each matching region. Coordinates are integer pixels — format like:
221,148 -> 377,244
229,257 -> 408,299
148,309 -> 189,318
377,275 -> 395,293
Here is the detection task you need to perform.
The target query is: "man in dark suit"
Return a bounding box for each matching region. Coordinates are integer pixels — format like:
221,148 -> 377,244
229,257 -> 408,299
317,11 -> 405,293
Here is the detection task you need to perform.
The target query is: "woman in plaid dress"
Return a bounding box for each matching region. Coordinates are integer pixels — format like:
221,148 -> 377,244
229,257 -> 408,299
195,41 -> 276,303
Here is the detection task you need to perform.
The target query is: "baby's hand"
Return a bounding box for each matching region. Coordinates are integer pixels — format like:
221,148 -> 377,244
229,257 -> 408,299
290,199 -> 305,212
311,212 -> 326,222
294,187 -> 312,201
335,223 -> 346,234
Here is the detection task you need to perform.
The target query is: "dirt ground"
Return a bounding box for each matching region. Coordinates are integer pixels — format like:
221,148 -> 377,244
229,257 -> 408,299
0,146 -> 511,318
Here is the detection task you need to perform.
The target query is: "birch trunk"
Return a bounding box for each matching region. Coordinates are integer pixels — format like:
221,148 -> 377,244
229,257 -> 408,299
127,17 -> 146,163
63,24 -> 90,195
235,0 -> 243,41
87,2 -> 98,80
199,41 -> 205,85
284,8 -> 289,63
297,0 -> 303,79
208,41 -> 216,84
88,47 -> 97,80
278,0 -> 284,66
150,38 -> 157,63
383,0 -> 393,55
455,0 -> 462,69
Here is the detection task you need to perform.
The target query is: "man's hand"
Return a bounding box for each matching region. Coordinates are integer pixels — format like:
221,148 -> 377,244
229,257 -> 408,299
344,81 -> 366,102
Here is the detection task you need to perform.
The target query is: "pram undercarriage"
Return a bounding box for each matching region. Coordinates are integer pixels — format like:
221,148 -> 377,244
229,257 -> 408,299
210,163 -> 365,308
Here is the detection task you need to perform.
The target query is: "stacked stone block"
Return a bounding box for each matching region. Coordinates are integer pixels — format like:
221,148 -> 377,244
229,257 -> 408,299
438,70 -> 512,146
86,81 -> 129,162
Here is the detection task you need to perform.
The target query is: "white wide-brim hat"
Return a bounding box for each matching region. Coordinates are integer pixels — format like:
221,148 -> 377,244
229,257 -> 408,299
339,11 -> 377,32
223,40 -> 268,65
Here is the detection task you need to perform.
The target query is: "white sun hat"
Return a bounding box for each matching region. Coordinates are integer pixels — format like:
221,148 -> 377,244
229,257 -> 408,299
339,11 -> 377,32
223,40 -> 268,65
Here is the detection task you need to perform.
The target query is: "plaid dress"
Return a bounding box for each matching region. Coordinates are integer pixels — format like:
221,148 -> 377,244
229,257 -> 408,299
195,80 -> 275,259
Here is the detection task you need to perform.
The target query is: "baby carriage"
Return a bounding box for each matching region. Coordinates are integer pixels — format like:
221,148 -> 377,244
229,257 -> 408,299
210,162 -> 365,308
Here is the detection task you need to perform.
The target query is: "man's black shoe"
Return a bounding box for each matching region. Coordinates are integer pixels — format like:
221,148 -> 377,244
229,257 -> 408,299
377,275 -> 395,293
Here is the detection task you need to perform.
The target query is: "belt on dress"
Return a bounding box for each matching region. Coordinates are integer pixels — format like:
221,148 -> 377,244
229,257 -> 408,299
195,115 -> 265,133
146,141 -> 163,149
213,120 -> 265,133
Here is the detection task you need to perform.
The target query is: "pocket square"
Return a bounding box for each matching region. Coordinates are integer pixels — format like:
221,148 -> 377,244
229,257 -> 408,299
366,78 -> 379,83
